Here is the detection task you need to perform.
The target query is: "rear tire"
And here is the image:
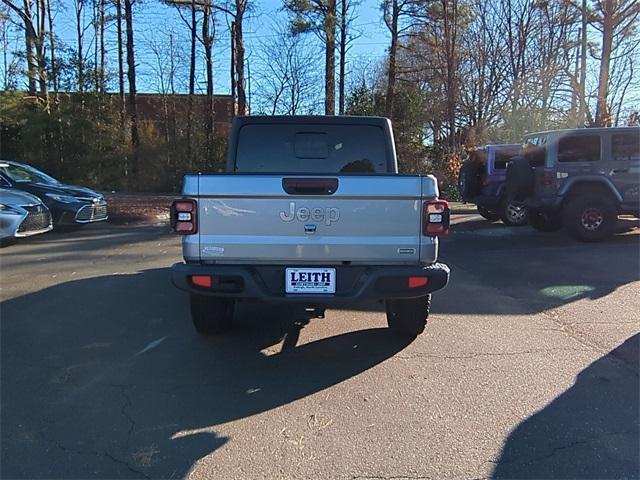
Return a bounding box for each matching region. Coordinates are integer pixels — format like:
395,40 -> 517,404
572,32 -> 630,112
385,294 -> 431,338
499,197 -> 528,226
529,209 -> 562,232
477,206 -> 500,222
190,294 -> 235,334
563,195 -> 617,242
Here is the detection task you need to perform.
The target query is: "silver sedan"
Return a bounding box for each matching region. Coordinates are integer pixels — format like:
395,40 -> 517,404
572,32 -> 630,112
0,188 -> 53,241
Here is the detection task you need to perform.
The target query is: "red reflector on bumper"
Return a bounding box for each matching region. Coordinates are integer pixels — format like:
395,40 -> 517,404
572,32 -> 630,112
408,276 -> 428,288
176,222 -> 195,233
191,275 -> 212,288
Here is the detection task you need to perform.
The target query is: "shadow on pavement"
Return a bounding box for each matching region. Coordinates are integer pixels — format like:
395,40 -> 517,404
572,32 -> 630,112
436,220 -> 640,316
492,333 -> 639,479
1,268 -> 411,478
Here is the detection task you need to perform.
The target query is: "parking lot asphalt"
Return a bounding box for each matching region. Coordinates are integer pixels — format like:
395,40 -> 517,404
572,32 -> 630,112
1,216 -> 638,479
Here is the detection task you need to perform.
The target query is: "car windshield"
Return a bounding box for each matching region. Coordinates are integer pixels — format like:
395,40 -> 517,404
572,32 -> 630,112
0,163 -> 61,185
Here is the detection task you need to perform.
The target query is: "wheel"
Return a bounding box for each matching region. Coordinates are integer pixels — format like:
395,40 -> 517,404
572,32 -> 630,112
190,294 -> 235,334
563,195 -> 617,242
477,206 -> 500,222
385,294 -> 431,338
499,197 -> 528,226
529,209 -> 562,232
458,160 -> 484,200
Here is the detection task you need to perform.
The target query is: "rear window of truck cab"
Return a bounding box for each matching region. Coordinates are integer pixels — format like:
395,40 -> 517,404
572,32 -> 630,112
234,124 -> 389,173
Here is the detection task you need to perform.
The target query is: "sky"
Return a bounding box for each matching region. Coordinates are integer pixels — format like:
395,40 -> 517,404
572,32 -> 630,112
2,0 -> 392,95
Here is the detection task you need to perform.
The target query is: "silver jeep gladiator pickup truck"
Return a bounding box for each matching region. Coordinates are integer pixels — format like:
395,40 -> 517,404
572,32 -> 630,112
171,116 -> 450,337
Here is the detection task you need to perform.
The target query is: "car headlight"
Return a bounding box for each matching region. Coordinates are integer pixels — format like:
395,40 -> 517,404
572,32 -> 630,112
0,204 -> 23,215
45,193 -> 78,203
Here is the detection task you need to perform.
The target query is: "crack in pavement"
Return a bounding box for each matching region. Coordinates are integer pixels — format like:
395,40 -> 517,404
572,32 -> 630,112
393,347 -> 586,361
38,432 -> 151,479
541,310 -> 640,373
494,430 -> 637,468
117,385 -> 137,448
351,476 -> 433,480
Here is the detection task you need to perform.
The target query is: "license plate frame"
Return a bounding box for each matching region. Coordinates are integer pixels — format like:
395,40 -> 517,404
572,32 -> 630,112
285,267 -> 336,294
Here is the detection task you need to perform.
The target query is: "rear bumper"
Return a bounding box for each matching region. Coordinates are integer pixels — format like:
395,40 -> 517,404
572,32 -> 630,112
171,262 -> 450,303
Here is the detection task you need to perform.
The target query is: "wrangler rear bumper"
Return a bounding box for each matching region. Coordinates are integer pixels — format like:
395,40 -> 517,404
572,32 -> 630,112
171,263 -> 449,303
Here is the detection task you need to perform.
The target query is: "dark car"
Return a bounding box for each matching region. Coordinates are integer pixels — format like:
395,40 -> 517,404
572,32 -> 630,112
458,144 -> 528,226
0,160 -> 108,227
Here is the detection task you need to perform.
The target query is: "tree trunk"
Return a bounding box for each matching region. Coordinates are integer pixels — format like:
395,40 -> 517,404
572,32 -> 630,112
202,3 -> 214,152
595,1 -> 613,127
34,0 -> 47,99
99,0 -> 105,92
323,0 -> 336,115
75,0 -> 84,93
578,0 -> 587,125
444,0 -> 458,148
169,32 -> 177,154
116,0 -> 125,130
385,0 -> 398,119
46,0 -> 58,97
93,0 -> 98,91
230,21 -> 236,115
235,0 -> 247,116
338,0 -> 346,115
124,0 -> 139,178
187,0 -> 196,167
23,0 -> 36,94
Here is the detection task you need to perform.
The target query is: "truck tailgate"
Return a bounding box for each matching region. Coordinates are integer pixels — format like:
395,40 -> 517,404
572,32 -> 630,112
184,174 -> 439,265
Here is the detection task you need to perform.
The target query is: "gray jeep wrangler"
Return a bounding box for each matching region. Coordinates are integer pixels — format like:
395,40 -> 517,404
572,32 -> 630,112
506,127 -> 639,242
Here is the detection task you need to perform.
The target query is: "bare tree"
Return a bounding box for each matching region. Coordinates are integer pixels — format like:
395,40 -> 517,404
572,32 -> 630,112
45,0 -> 58,98
591,0 -> 640,126
284,0 -> 338,115
124,0 -> 139,176
92,0 -> 105,92
2,0 -> 49,100
165,0 -> 202,165
214,0 -> 250,115
382,0 -> 414,119
458,0 -> 508,143
254,21 -> 321,115
115,0 -> 125,129
1,0 -> 36,93
0,3 -> 21,90
73,0 -> 87,92
201,0 -> 214,146
144,28 -> 185,163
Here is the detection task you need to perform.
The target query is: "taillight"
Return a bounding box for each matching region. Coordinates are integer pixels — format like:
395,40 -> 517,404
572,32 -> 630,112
408,276 -> 429,288
542,170 -> 555,187
171,199 -> 197,234
423,200 -> 450,237
190,275 -> 212,288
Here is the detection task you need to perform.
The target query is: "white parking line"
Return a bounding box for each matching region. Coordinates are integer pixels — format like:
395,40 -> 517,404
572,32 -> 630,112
135,336 -> 168,356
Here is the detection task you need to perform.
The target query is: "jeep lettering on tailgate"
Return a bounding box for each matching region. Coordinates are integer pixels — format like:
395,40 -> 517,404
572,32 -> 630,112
280,202 -> 340,225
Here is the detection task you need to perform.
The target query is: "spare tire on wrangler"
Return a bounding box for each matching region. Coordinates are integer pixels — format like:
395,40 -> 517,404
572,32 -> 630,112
458,159 -> 484,200
505,156 -> 535,201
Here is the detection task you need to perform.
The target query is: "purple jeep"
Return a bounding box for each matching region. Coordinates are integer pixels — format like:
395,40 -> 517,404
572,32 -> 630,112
458,144 -> 528,226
